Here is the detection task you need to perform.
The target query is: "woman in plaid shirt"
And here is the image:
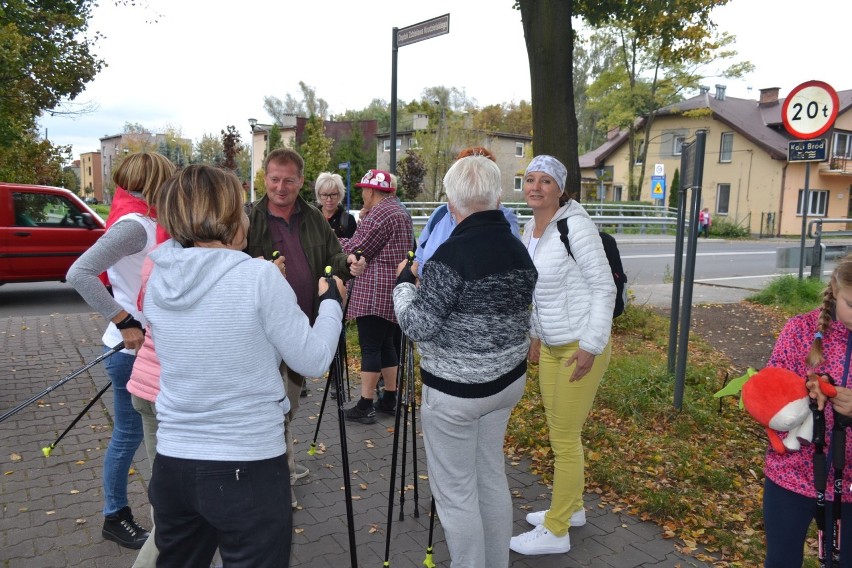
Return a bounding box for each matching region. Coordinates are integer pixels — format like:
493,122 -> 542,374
340,169 -> 414,424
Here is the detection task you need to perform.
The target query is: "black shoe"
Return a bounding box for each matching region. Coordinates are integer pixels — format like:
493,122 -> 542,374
344,404 -> 376,424
300,381 -> 308,398
102,506 -> 149,550
375,396 -> 396,415
329,386 -> 339,400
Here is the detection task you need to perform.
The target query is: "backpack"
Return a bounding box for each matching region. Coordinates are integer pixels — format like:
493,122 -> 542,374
556,218 -> 628,318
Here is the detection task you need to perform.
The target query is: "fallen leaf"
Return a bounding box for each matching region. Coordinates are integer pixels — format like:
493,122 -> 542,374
76,518 -> 86,525
10,453 -> 22,462
294,528 -> 304,534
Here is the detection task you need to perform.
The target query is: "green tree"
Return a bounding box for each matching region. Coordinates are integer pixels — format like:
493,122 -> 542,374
298,115 -> 333,199
0,0 -> 104,147
158,124 -> 191,167
396,150 -> 428,201
62,166 -> 79,193
333,98 -> 393,132
0,127 -> 70,185
221,125 -> 242,172
573,31 -> 619,153
583,1 -> 752,199
195,133 -> 224,165
331,124 -> 374,192
669,168 -> 680,210
263,81 -> 329,122
266,124 -> 284,158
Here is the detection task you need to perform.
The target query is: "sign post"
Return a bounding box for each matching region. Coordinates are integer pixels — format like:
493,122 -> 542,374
390,14 -> 450,174
782,80 -> 839,279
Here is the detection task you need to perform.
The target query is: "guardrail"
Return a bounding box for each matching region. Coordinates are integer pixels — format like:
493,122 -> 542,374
401,202 -> 682,235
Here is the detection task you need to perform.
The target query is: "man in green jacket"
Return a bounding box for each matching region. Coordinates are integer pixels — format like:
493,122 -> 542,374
246,148 -> 365,508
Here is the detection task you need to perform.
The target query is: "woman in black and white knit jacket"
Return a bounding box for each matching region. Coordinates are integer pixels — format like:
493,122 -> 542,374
393,155 -> 537,568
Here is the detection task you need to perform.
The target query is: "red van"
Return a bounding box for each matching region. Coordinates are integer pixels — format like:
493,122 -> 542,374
0,183 -> 106,285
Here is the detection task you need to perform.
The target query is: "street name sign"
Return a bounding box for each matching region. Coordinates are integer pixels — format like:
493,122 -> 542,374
396,14 -> 450,47
782,80 -> 839,139
788,139 -> 827,162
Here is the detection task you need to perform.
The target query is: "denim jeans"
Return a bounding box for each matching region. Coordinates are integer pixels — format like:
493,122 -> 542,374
102,348 -> 144,517
150,453 -> 292,568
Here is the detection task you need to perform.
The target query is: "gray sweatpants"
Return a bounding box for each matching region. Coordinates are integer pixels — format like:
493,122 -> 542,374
420,378 -> 526,568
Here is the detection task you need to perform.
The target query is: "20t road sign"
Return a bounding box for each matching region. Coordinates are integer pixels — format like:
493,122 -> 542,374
781,80 -> 839,139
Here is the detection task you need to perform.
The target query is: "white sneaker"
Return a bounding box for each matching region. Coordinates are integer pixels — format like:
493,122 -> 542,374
525,508 -> 586,527
290,464 -> 310,482
510,525 -> 571,555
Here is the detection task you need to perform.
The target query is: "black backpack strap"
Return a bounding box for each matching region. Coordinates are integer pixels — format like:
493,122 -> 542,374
556,218 -> 574,261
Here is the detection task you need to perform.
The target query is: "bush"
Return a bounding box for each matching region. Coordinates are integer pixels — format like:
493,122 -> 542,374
748,275 -> 825,315
709,217 -> 749,238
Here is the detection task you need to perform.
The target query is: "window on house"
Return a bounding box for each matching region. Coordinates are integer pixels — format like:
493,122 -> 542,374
673,136 -> 685,156
515,142 -> 524,157
514,176 -> 523,191
797,190 -> 829,216
88,167 -> 92,175
635,140 -> 645,164
409,138 -> 420,149
613,185 -> 623,201
720,132 -> 733,163
716,183 -> 731,215
834,131 -> 852,158
382,139 -> 402,152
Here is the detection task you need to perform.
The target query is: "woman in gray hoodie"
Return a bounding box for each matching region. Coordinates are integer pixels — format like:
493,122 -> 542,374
144,165 -> 344,568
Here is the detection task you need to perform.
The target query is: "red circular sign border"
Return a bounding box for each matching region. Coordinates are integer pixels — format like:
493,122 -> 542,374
781,80 -> 840,140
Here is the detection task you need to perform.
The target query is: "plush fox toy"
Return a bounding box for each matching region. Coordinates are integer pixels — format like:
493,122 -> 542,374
742,367 -> 837,454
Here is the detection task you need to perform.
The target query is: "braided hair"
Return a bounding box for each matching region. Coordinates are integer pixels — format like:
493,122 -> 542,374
807,254 -> 852,366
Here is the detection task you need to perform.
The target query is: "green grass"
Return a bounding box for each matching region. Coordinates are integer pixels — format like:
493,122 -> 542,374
747,274 -> 825,316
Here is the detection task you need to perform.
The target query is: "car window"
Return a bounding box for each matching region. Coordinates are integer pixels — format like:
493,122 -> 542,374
13,192 -> 87,228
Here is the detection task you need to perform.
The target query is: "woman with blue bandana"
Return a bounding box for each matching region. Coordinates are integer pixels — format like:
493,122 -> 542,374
510,155 -> 615,557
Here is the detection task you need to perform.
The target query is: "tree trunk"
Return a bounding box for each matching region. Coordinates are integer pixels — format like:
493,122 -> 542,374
519,0 -> 580,196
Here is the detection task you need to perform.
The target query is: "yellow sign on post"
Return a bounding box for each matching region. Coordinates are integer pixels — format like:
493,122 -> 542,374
650,175 -> 666,200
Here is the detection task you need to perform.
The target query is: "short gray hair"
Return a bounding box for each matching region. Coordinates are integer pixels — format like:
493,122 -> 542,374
314,172 -> 345,205
443,156 -> 501,218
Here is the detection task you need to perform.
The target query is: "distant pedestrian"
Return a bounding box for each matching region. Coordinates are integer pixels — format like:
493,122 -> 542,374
394,155 -> 537,567
763,253 -> 852,566
698,207 -> 711,237
67,151 -> 175,550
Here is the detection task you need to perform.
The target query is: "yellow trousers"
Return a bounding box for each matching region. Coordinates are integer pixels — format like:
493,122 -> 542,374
538,340 -> 611,537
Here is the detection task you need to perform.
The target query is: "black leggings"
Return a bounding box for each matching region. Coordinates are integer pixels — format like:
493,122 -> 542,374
356,316 -> 399,372
764,477 -> 852,567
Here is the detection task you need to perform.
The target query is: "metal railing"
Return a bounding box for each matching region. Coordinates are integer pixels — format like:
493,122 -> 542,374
400,202 -> 683,235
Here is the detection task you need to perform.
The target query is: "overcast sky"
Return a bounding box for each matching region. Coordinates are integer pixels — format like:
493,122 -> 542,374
41,0 -> 850,160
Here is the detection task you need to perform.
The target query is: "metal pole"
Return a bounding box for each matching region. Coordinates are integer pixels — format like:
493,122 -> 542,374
674,129 -> 707,411
798,162 -> 811,279
390,28 -> 398,175
346,164 -> 351,212
667,150 -> 691,375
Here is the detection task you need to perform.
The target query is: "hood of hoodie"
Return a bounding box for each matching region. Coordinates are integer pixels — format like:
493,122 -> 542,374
148,240 -> 251,311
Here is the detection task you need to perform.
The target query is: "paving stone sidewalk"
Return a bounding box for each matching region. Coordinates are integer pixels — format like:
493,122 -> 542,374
0,312 -> 712,567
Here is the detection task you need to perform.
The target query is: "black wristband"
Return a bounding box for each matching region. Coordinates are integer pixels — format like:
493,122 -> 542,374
319,282 -> 342,305
396,264 -> 417,286
115,313 -> 143,331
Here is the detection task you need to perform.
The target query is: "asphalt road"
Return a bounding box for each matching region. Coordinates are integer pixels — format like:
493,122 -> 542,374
1,237 -> 844,318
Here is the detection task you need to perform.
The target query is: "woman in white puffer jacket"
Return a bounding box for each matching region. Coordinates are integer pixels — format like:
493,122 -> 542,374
510,155 -> 615,557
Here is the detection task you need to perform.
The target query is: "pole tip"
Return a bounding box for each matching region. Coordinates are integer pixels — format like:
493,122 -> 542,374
41,446 -> 52,457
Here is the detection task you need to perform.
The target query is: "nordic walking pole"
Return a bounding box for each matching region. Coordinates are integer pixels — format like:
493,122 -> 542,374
324,266 -> 358,568
407,337 -> 421,518
398,340 -> 411,521
42,380 -> 112,457
422,497 -> 437,568
307,250 -> 361,455
383,250 -> 415,567
0,342 -> 125,424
